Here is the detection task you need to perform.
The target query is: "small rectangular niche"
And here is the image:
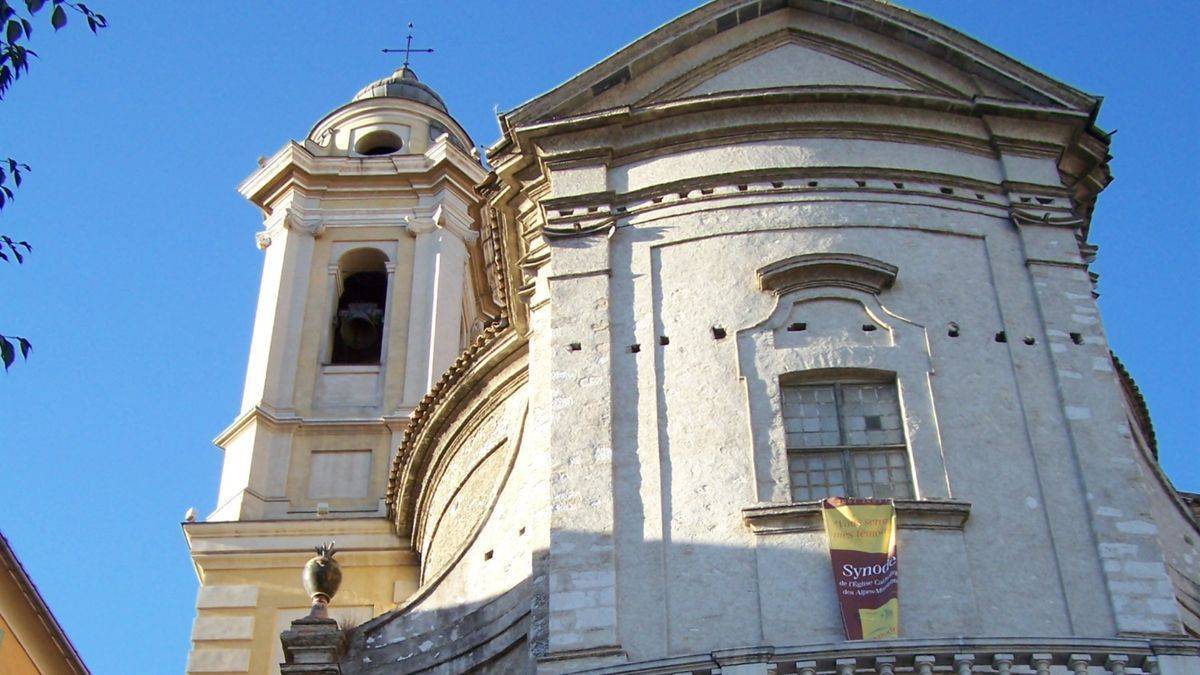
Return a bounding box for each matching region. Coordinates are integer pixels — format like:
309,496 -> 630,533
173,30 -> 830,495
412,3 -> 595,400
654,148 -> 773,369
787,322 -> 807,332
307,450 -> 372,499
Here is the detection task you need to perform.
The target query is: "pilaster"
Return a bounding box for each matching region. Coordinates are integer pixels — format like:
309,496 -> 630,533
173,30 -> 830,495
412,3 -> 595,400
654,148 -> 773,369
540,233 -> 624,666
400,199 -> 477,408
242,197 -> 325,414
1014,212 -> 1182,636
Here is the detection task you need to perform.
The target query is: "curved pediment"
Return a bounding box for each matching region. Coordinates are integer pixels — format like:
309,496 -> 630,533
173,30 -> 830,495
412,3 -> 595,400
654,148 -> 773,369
758,253 -> 897,295
500,0 -> 1098,130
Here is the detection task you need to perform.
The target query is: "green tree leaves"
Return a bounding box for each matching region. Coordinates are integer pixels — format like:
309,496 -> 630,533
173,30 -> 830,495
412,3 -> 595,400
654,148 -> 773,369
1,0 -> 105,369
0,334 -> 31,369
0,0 -> 107,99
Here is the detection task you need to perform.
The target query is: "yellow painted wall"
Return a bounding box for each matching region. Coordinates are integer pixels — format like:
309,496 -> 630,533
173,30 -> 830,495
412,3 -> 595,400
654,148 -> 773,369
0,612 -> 40,675
190,551 -> 418,674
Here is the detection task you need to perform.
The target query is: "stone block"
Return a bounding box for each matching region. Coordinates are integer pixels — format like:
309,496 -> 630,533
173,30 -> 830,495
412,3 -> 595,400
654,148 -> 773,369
191,615 -> 255,641
186,648 -> 251,673
196,584 -> 258,609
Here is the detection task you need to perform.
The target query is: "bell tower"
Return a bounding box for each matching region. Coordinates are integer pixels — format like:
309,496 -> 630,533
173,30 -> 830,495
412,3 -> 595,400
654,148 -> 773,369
183,64 -> 491,675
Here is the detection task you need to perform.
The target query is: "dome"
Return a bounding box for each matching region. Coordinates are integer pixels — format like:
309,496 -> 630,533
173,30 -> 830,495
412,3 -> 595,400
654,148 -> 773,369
352,66 -> 448,113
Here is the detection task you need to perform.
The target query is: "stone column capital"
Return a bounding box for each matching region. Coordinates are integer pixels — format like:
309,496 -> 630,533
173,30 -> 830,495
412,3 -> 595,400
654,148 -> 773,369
283,207 -> 326,238
404,214 -> 437,237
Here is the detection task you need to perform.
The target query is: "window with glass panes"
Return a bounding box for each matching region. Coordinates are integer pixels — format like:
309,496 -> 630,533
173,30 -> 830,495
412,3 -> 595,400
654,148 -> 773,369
781,380 -> 913,500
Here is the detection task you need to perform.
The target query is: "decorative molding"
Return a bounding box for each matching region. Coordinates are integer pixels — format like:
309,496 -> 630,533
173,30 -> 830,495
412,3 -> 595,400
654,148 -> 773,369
404,214 -> 436,236
712,645 -> 777,667
499,0 -> 1100,131
212,404 -> 405,448
1025,258 -> 1089,271
758,253 -> 898,295
283,207 -> 326,238
573,636 -> 1190,675
431,203 -> 479,243
537,644 -> 627,664
386,319 -> 522,532
1010,208 -> 1085,229
742,499 -> 970,535
642,28 -> 958,105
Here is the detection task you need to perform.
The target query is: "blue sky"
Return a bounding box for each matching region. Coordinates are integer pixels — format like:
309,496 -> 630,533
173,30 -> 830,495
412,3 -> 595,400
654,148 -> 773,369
0,1 -> 1196,672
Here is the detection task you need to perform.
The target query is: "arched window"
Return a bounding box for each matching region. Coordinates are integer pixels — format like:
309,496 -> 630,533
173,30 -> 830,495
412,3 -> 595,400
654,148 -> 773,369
780,371 -> 913,501
331,248 -> 389,365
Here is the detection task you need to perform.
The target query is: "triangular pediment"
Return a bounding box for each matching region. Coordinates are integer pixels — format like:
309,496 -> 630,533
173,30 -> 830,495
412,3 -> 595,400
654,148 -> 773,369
501,0 -> 1098,130
682,41 -> 912,96
639,31 -> 938,105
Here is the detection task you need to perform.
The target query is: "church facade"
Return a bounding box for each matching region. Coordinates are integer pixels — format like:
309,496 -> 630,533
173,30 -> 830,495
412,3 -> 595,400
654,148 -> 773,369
184,1 -> 1200,674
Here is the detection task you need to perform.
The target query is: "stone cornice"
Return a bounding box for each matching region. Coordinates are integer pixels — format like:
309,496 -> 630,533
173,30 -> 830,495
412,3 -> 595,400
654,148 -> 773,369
579,636 -> 1193,675
237,138 -> 486,210
183,517 -> 416,578
509,89 -> 1090,149
212,405 -> 405,449
742,499 -> 971,534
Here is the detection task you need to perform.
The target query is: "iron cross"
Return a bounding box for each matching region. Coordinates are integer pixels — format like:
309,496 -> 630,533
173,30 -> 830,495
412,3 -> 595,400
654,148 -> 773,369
382,22 -> 434,69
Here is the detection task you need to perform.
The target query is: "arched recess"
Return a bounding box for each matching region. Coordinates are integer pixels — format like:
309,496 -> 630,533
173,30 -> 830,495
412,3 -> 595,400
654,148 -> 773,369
331,247 -> 391,365
736,253 -> 948,504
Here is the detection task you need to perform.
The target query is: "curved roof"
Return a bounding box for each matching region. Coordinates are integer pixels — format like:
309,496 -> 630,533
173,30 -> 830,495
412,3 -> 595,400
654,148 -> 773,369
352,66 -> 448,113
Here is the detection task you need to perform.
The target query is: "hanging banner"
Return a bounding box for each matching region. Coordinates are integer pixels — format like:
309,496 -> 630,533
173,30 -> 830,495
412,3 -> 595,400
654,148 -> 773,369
821,498 -> 899,640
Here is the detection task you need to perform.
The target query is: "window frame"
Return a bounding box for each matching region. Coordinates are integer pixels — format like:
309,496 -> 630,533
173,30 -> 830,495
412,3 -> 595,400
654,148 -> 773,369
781,377 -> 913,501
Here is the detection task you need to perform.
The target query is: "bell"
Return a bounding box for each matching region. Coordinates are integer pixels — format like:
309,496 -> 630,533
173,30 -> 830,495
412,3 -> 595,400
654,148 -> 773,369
338,302 -> 382,350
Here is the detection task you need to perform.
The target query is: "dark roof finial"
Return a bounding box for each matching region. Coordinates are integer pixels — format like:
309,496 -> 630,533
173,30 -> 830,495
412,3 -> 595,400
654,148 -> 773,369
382,21 -> 434,70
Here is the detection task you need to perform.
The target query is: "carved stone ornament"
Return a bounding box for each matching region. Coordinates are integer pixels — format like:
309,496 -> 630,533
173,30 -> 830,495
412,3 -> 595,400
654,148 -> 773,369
404,214 -> 436,236
255,231 -> 273,250
284,207 -> 326,238
758,253 -> 898,295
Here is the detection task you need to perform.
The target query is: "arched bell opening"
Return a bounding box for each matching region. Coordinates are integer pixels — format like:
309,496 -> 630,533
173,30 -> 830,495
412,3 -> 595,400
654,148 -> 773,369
331,248 -> 389,365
